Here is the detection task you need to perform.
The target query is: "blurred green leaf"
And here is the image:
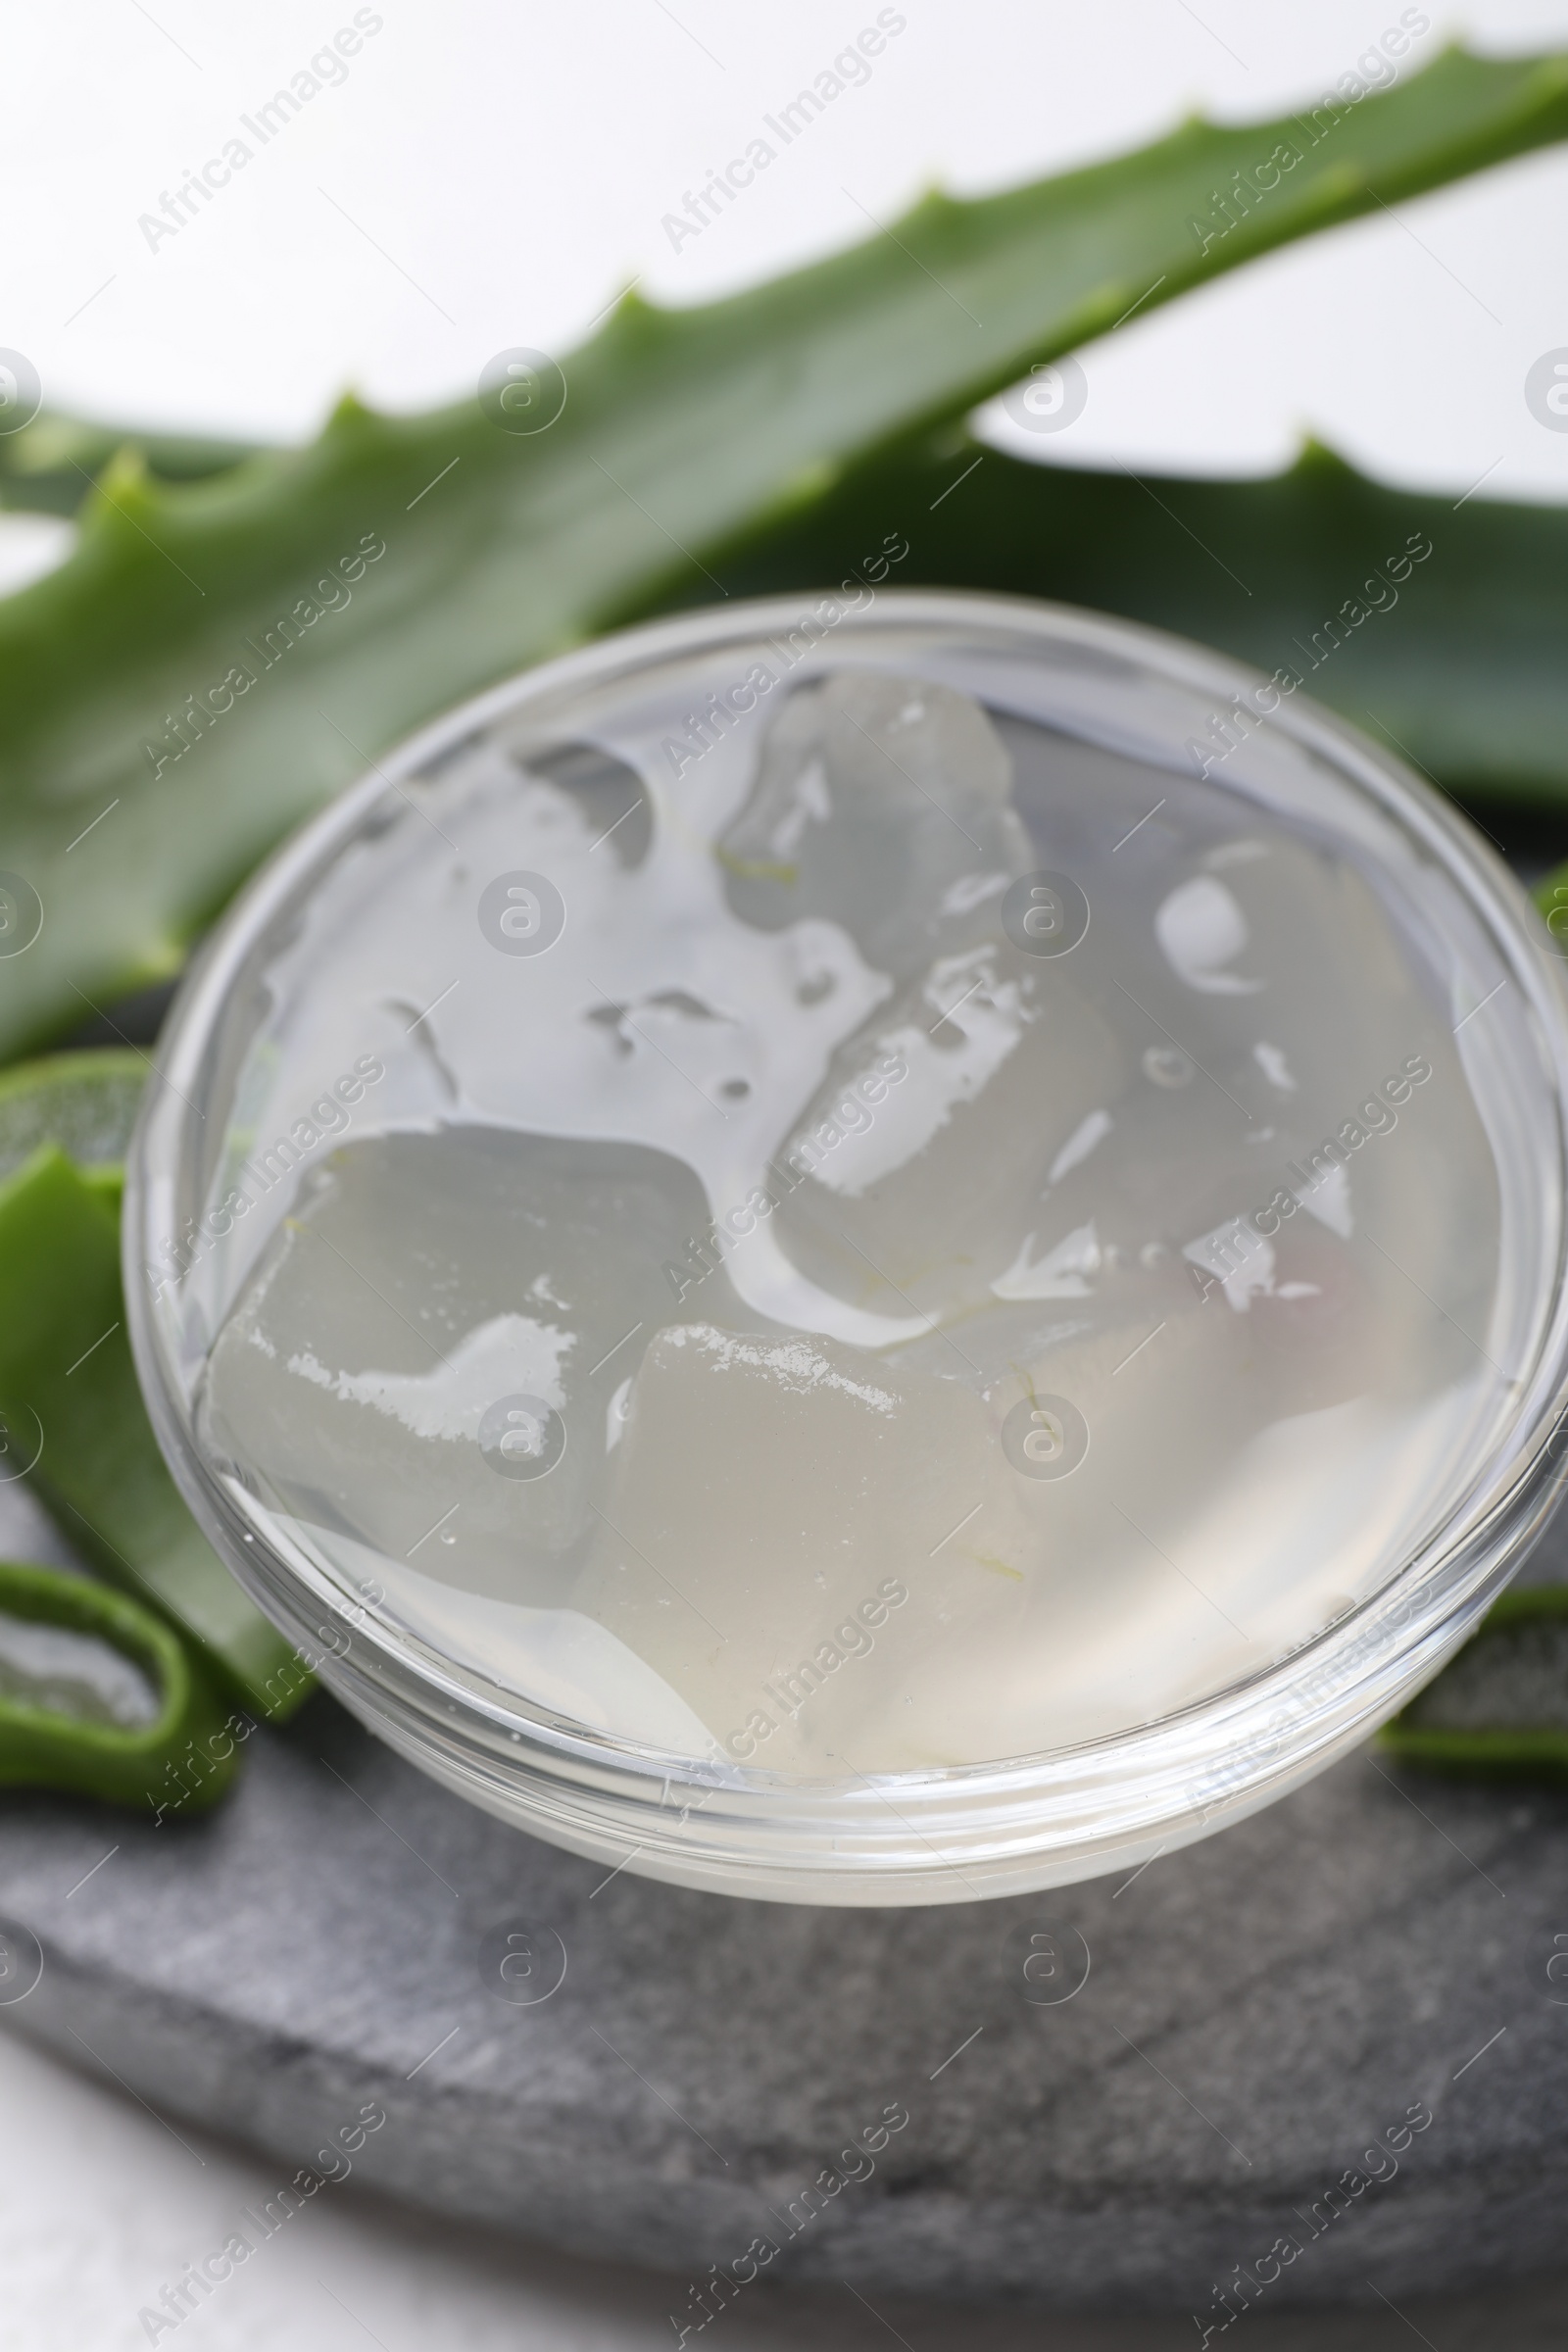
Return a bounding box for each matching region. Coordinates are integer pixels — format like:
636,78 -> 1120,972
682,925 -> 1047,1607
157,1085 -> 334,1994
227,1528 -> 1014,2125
1379,1586 -> 1568,1780
662,434 -> 1568,809
1534,858 -> 1568,920
0,410 -> 263,518
2,44 -> 1566,1058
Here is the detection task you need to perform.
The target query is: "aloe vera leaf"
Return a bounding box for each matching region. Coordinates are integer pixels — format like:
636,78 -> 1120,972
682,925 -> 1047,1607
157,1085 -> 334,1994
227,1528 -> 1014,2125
1534,861 -> 1568,925
0,411 -> 263,519
0,1046 -> 144,1181
0,1144 -> 310,1717
0,1557 -> 238,1814
0,1053 -> 289,1730
1378,1586 -> 1568,1780
640,432 -> 1568,810
0,46 -> 1565,1061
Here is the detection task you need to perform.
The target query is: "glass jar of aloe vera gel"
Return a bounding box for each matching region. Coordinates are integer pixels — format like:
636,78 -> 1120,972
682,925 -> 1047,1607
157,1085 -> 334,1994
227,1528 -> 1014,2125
126,591 -> 1568,1905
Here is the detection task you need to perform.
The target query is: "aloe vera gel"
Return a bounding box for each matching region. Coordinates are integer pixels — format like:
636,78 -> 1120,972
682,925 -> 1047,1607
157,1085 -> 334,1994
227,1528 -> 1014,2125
166,601 -> 1538,1795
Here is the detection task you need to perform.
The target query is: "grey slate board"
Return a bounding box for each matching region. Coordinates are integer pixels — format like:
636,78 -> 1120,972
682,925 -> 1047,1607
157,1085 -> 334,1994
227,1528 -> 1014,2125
1,1459 -> 1567,2313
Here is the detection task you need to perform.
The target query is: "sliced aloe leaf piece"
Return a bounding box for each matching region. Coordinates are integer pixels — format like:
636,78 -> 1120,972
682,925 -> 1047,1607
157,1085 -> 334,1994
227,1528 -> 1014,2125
1378,1586 -> 1568,1779
0,46 -> 1565,1061
0,1046 -> 143,1185
0,1557 -> 238,1813
0,1144 -> 310,1718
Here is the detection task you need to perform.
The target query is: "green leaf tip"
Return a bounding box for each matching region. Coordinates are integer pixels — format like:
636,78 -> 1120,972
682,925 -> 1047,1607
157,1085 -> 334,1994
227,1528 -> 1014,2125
325,388 -> 385,435
1289,437 -> 1360,475
83,444 -> 155,520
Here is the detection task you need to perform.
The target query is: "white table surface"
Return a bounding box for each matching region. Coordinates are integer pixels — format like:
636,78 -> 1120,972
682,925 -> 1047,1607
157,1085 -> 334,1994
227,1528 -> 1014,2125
4,3 -> 1568,2339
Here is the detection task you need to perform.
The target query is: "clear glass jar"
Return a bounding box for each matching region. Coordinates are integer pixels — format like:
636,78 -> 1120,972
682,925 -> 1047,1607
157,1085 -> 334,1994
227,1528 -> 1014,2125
124,591 -> 1568,1905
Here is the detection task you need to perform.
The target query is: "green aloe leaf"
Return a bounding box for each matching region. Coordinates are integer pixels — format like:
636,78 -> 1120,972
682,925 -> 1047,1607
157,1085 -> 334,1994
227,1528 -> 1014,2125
0,1557 -> 239,1815
648,433 -> 1568,810
0,1142 -> 310,1718
0,410 -> 263,519
1,44 -> 1566,1060
1379,1586 -> 1568,1779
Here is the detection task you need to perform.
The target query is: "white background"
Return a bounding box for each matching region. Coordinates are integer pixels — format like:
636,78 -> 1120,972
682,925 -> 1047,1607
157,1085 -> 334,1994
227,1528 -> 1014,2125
4,3 -> 1568,2342
7,0 -> 1568,483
